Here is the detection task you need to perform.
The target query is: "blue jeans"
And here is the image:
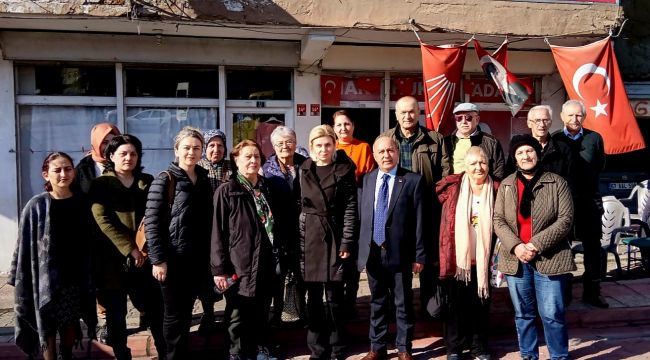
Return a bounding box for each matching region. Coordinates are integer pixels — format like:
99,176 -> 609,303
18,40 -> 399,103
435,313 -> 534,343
506,263 -> 570,360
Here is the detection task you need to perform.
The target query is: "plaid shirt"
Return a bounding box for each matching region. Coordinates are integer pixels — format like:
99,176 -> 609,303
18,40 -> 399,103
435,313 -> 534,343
198,158 -> 232,192
395,126 -> 421,171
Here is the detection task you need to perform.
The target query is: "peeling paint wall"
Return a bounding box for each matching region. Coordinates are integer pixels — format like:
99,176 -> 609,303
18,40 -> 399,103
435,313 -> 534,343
0,0 -> 620,37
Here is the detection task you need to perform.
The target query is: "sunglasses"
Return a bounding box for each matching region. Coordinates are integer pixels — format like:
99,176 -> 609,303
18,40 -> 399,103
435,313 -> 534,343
454,114 -> 475,122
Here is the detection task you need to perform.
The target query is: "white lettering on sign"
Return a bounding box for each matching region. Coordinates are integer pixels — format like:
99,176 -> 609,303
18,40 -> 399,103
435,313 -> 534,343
344,80 -> 360,95
632,100 -> 650,118
472,83 -> 498,98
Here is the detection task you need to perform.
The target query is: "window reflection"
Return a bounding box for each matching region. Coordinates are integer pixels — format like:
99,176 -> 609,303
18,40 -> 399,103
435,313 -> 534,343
226,69 -> 292,100
16,65 -> 116,96
232,113 -> 285,158
125,69 -> 219,98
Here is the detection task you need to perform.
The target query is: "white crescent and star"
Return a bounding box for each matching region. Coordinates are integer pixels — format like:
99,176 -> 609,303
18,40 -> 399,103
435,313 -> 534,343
324,80 -> 337,95
571,63 -> 611,118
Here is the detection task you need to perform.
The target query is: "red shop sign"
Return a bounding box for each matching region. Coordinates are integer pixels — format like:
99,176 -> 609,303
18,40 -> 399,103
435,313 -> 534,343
463,77 -> 535,105
390,77 -> 425,101
321,76 -> 382,105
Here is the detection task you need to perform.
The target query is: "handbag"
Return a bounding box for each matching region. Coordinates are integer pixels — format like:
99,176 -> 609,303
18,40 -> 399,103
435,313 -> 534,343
490,238 -> 506,288
281,271 -> 302,322
135,171 -> 176,256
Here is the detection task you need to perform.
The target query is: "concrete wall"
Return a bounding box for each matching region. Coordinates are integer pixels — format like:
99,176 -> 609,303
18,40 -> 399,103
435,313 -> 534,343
0,0 -> 620,37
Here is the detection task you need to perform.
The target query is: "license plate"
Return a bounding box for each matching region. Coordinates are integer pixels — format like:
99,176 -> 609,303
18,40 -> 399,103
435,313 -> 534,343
609,182 -> 636,190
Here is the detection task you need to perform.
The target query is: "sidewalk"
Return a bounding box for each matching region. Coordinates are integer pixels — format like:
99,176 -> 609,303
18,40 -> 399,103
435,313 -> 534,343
1,254 -> 650,359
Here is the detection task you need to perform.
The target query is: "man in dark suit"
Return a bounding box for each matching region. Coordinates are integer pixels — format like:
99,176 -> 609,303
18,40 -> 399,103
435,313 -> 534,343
357,135 -> 426,360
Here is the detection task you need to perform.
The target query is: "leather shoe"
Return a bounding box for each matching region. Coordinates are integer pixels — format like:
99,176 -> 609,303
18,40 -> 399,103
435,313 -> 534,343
397,352 -> 413,360
582,294 -> 609,308
360,350 -> 387,360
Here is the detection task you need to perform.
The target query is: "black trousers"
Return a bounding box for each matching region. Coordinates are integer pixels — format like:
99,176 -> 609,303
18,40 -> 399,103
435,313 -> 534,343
305,281 -> 346,359
224,290 -> 272,357
98,261 -> 166,360
443,267 -> 490,356
573,208 -> 604,292
159,257 -> 200,360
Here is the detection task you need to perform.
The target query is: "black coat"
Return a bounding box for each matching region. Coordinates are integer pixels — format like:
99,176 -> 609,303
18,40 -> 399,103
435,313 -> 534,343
444,128 -> 505,180
144,163 -> 213,266
74,154 -> 99,194
211,177 -> 276,297
505,134 -> 573,182
297,151 -> 358,282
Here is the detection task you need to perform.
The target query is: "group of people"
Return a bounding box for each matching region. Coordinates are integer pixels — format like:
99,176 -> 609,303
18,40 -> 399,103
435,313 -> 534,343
9,95 -> 607,360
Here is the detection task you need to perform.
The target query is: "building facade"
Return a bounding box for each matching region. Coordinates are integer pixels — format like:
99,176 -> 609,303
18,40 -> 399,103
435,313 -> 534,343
0,0 -> 623,271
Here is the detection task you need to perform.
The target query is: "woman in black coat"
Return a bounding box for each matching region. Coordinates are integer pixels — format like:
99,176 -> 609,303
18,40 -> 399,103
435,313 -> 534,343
145,126 -> 213,360
297,125 -> 358,360
212,140 -> 278,360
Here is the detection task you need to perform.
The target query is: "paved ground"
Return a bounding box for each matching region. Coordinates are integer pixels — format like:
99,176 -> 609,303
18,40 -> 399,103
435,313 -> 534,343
1,251 -> 649,359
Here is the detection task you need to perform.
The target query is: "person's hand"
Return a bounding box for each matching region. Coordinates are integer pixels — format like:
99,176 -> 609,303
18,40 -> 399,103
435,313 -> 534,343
524,243 -> 538,252
339,251 -> 350,259
214,275 -> 229,291
514,243 -> 536,263
130,248 -> 146,268
152,262 -> 167,282
412,262 -> 424,273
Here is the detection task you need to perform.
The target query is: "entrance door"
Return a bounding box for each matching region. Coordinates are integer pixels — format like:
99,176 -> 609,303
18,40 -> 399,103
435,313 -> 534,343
226,109 -> 291,159
321,107 -> 382,145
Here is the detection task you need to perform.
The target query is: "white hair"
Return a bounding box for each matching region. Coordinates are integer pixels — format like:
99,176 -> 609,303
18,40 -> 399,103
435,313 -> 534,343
562,100 -> 586,116
270,125 -> 296,145
528,105 -> 553,121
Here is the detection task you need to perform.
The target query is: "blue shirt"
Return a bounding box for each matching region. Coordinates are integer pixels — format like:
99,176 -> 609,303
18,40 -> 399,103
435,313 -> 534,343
563,127 -> 584,140
374,167 -> 398,210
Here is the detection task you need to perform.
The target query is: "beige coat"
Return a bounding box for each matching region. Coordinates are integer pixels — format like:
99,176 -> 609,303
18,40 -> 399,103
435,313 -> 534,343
493,171 -> 577,276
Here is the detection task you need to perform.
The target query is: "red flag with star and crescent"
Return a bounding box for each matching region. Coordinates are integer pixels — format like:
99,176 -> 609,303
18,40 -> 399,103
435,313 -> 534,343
420,40 -> 469,132
550,37 -> 645,154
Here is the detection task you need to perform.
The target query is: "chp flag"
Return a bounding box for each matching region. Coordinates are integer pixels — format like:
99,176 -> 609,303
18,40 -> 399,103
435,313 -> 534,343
550,37 -> 645,154
420,40 -> 469,132
474,39 -> 532,116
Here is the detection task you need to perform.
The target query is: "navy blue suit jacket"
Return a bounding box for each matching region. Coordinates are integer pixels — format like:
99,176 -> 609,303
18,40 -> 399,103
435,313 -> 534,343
357,167 -> 427,273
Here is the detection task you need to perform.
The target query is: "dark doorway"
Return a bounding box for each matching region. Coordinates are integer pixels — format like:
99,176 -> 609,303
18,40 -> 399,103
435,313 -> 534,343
321,107 -> 381,145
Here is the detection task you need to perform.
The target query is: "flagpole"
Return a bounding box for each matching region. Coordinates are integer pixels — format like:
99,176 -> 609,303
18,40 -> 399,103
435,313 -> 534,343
408,18 -> 422,43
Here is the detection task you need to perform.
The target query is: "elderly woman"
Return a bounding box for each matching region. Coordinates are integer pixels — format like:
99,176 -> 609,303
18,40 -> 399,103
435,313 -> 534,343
494,134 -> 575,360
436,146 -> 499,360
90,135 -> 166,359
10,152 -> 96,360
196,129 -> 232,333
212,140 -> 278,360
297,124 -> 358,360
146,126 -> 213,360
262,126 -> 307,325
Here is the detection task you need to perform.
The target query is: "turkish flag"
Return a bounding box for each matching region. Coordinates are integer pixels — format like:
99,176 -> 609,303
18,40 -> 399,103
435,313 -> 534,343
475,39 -> 532,116
321,75 -> 343,106
550,37 -> 645,154
420,41 -> 469,132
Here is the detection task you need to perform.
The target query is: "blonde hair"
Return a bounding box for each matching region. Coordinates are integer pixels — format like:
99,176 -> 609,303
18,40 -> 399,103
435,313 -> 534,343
308,125 -> 337,162
174,126 -> 204,150
464,146 -> 488,166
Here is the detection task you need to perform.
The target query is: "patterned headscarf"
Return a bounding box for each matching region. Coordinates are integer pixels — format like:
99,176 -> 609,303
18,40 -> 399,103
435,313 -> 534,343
203,129 -> 227,155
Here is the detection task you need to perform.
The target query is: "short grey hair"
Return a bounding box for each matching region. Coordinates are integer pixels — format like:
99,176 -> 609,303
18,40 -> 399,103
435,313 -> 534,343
373,134 -> 399,151
464,146 -> 488,166
270,125 -> 296,146
528,105 -> 553,121
562,99 -> 586,117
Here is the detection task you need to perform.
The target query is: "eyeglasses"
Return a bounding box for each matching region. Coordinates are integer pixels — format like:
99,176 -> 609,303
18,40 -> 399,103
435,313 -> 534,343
273,140 -> 295,147
454,114 -> 475,122
529,119 -> 552,125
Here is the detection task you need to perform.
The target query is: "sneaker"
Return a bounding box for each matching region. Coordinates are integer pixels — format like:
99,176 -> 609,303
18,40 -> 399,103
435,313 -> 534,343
447,354 -> 460,360
256,348 -> 278,360
474,354 -> 491,360
98,324 -> 109,345
229,355 -> 243,360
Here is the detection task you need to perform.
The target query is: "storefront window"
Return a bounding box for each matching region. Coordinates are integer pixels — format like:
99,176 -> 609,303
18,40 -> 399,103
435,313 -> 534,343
126,107 -> 218,174
226,69 -> 292,100
125,68 -> 219,98
16,65 -> 116,96
18,105 -> 116,204
231,113 -> 285,157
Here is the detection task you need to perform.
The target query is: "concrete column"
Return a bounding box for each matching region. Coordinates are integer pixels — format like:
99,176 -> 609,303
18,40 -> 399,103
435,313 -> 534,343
0,55 -> 18,273
293,71 -> 322,148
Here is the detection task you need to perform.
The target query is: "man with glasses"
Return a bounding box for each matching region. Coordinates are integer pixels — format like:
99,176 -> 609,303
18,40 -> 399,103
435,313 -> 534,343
518,105 -> 572,179
444,103 -> 505,180
552,100 -> 608,308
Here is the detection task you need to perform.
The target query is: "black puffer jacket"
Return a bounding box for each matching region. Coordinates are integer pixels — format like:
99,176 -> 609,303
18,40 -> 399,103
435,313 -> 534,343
145,163 -> 213,265
296,150 -> 358,282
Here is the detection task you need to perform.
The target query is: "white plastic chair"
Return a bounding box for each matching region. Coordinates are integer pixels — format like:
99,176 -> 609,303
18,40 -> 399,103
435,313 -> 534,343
625,180 -> 650,222
572,196 -> 640,277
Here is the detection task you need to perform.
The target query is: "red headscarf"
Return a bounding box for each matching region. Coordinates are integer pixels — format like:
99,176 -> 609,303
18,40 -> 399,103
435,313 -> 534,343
90,123 -> 121,163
